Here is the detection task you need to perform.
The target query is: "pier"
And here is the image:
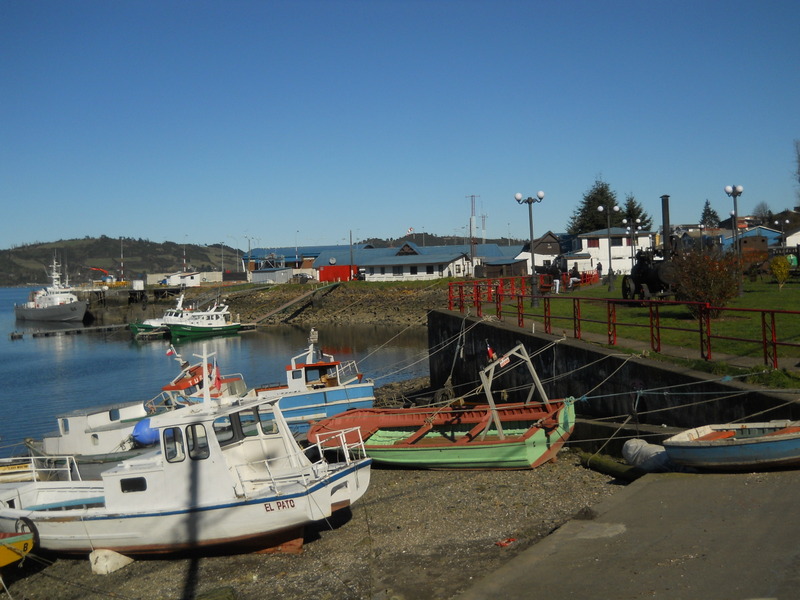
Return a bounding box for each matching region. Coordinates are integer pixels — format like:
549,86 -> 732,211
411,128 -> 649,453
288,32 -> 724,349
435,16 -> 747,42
10,324 -> 128,340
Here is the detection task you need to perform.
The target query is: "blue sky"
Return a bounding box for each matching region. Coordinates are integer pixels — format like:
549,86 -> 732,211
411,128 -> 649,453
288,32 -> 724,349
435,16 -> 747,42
2,0 -> 799,250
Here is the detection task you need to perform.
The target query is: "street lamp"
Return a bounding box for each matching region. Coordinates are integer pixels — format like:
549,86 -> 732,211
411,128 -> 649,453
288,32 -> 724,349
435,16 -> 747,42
725,185 -> 744,296
597,203 -> 620,291
622,217 -> 641,268
515,191 -> 545,306
775,219 -> 789,248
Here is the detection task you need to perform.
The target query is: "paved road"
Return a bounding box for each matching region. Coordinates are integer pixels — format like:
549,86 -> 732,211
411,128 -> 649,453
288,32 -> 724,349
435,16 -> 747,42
458,469 -> 800,599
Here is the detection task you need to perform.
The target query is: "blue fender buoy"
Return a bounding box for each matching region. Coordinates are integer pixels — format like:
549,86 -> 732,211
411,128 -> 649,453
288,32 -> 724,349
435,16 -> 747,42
132,418 -> 159,447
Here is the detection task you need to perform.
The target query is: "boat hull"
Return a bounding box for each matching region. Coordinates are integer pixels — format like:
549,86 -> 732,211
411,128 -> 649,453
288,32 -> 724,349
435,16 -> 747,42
14,301 -> 87,323
663,421 -> 800,471
0,532 -> 35,567
309,400 -> 575,470
169,323 -> 241,340
0,460 -> 371,554
259,383 -> 376,436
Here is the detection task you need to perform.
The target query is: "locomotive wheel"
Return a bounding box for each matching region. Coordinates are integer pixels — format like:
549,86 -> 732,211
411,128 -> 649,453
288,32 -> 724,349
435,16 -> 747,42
622,275 -> 635,300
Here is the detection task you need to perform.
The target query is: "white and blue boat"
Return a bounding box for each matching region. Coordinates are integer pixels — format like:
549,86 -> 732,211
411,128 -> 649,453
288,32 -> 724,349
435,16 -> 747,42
662,420 -> 800,471
252,328 -> 375,436
0,356 -> 372,555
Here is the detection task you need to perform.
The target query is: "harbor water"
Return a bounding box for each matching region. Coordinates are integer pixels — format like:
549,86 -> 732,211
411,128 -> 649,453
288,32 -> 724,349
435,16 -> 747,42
0,287 -> 429,457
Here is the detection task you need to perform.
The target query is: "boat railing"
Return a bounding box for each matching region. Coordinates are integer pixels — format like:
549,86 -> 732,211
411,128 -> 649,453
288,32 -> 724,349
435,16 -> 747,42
0,456 -> 82,482
232,429 -> 367,498
310,426 -> 368,465
336,360 -> 363,385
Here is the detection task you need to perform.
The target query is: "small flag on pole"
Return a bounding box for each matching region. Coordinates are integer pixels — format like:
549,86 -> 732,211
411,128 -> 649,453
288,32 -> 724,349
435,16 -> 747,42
406,227 -> 414,235
486,340 -> 497,361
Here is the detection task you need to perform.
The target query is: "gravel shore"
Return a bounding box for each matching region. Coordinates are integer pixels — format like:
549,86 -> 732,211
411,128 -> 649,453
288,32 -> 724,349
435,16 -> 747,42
4,454 -> 619,600
3,379 -> 622,600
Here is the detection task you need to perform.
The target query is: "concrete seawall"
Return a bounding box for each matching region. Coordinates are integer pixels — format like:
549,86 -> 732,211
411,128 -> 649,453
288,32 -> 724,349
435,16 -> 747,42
427,309 -> 799,450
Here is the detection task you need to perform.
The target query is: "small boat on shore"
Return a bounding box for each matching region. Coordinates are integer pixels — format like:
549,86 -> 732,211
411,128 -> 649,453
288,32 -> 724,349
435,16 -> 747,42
14,257 -> 87,323
0,356 -> 372,555
662,420 -> 800,471
252,328 -> 375,436
308,343 -> 575,469
0,531 -> 35,568
25,346 -> 247,473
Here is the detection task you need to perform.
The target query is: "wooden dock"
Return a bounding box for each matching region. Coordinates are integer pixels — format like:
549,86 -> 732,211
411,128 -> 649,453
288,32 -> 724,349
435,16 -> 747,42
10,324 -> 129,339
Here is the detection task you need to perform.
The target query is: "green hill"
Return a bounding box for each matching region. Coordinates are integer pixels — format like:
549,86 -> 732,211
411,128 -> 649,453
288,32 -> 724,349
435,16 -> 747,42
0,236 -> 241,286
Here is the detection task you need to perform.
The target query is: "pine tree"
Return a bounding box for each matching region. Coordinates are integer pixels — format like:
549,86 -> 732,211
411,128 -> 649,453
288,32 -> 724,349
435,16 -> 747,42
620,193 -> 652,232
699,200 -> 720,227
566,179 -> 623,235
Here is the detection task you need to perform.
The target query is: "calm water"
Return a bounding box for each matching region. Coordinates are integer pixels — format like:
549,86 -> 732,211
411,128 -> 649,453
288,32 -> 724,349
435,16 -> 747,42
0,287 -> 429,457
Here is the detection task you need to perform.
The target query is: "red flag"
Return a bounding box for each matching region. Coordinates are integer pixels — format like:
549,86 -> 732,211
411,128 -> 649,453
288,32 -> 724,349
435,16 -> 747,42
486,340 -> 497,361
166,346 -> 175,357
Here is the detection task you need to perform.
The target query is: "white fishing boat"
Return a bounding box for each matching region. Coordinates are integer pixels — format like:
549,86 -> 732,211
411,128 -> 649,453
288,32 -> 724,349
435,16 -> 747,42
14,257 -> 87,323
129,293 -> 194,337
25,347 -> 247,473
0,352 -> 372,555
252,328 -> 375,436
167,300 -> 241,340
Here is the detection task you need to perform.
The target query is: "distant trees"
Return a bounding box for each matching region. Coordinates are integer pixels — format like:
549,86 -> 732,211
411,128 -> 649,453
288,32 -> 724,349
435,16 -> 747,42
751,201 -> 773,225
566,179 -> 652,235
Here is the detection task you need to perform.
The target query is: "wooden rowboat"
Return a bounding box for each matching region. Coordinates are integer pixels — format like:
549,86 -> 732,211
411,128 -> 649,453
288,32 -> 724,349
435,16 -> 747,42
662,421 -> 800,471
309,343 -> 575,470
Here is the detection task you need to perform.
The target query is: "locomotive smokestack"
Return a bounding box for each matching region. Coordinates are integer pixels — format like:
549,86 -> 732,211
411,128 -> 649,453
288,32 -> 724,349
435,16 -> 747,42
660,195 -> 671,259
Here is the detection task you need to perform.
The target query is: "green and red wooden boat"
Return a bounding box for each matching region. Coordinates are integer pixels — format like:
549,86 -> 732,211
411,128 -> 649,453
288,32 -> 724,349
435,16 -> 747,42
308,343 -> 575,469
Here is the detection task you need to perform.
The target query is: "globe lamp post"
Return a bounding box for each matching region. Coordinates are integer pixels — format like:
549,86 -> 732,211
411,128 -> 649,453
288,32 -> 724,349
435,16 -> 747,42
515,191 -> 545,307
597,204 -> 620,291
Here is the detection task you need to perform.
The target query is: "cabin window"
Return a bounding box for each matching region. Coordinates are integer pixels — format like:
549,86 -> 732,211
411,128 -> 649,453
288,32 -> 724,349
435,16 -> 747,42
213,416 -> 236,446
164,427 -> 186,462
239,409 -> 260,437
91,434 -> 99,447
120,477 -> 147,493
187,424 -> 210,459
108,408 -> 120,422
257,406 -> 278,434
60,419 -> 70,435
291,370 -> 303,381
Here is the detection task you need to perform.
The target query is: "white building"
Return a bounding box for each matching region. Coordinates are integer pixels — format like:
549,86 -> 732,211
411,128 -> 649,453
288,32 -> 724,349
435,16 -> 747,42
576,228 -> 653,276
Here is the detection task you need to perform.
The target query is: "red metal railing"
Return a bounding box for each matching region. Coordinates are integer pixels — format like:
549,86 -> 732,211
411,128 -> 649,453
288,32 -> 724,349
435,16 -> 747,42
447,276 -> 800,369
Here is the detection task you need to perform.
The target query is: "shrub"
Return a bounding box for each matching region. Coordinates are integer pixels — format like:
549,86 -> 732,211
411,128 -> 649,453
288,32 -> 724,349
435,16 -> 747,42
671,250 -> 741,318
769,255 -> 790,290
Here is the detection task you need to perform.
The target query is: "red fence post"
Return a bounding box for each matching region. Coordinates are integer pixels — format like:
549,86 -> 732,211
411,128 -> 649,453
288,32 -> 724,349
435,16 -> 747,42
572,298 -> 582,339
607,301 -> 617,345
543,297 -> 552,334
762,311 -> 779,369
649,302 -> 661,353
699,303 -> 712,360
